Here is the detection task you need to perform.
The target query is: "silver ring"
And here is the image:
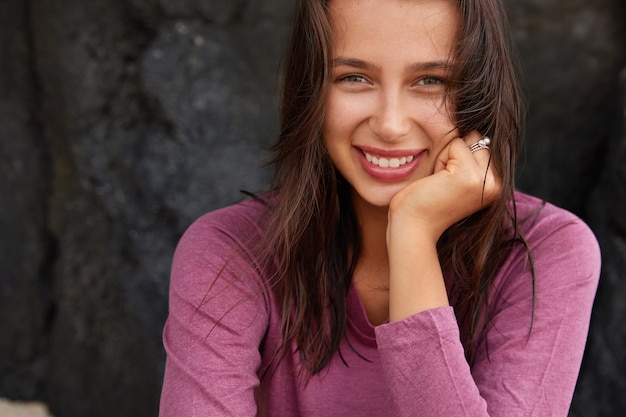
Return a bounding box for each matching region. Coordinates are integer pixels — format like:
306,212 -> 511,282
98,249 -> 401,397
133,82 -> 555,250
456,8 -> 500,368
470,136 -> 491,153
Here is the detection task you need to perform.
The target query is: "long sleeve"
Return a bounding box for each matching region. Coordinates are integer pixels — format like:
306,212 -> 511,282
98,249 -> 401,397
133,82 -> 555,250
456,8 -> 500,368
374,200 -> 601,416
159,194 -> 600,416
159,204 -> 271,417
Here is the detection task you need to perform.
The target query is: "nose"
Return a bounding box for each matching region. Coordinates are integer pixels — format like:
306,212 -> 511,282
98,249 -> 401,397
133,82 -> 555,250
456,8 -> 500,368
369,90 -> 412,142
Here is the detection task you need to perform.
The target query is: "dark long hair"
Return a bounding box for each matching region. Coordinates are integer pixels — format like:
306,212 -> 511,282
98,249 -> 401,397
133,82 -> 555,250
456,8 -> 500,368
262,0 -> 526,374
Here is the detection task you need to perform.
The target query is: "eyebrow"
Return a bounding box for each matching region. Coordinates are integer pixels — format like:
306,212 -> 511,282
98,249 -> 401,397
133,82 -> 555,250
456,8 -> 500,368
331,56 -> 454,73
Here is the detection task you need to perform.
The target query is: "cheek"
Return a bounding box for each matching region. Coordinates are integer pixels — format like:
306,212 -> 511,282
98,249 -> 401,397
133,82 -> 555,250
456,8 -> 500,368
418,103 -> 457,144
323,96 -> 341,140
321,106 -> 341,162
325,91 -> 372,134
418,97 -> 454,124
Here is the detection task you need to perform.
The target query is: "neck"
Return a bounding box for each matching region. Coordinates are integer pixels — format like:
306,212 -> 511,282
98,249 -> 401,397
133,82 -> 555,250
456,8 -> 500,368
352,196 -> 392,325
354,198 -> 390,278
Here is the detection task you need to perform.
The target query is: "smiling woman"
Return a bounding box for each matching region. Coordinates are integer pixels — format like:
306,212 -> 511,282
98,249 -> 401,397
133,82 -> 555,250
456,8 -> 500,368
158,0 -> 600,416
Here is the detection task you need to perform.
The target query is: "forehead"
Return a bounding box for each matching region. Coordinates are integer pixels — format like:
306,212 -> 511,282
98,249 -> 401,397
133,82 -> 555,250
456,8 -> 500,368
327,0 -> 459,61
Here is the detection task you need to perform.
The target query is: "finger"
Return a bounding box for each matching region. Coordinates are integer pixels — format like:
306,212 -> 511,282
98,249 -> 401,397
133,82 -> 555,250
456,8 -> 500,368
465,133 -> 492,163
462,130 -> 484,148
434,131 -> 491,174
458,133 -> 501,204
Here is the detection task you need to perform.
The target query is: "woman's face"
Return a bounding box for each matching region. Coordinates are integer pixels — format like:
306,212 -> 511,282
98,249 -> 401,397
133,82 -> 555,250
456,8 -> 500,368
324,0 -> 460,209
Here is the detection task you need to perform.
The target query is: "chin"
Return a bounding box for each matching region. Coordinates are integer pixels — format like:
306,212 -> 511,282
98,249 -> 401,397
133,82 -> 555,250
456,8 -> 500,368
353,186 -> 406,210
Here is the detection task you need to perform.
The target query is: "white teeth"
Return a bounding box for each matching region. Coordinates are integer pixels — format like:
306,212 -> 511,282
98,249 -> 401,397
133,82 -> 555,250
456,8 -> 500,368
363,151 -> 414,168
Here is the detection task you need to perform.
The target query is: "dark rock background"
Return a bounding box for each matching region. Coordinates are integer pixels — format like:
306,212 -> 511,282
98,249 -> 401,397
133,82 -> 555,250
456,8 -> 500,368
0,0 -> 624,416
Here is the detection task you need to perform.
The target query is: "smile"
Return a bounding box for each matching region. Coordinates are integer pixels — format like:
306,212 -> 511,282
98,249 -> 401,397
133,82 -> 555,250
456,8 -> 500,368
363,151 -> 415,168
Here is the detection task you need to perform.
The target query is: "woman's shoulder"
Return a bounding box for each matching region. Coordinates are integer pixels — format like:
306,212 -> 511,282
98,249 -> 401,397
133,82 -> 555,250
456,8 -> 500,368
505,191 -> 601,287
192,193 -> 273,232
171,195 -> 274,289
512,191 -> 598,252
178,192 -> 270,249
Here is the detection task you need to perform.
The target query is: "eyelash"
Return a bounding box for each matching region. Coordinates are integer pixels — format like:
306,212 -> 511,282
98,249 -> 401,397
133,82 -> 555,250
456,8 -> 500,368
417,76 -> 444,86
338,74 -> 369,84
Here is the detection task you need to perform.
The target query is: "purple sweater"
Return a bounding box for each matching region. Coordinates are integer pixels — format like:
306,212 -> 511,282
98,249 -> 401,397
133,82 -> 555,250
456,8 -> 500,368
159,192 -> 600,416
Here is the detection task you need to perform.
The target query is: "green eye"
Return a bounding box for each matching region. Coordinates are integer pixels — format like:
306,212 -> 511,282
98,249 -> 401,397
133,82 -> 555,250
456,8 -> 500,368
340,74 -> 368,83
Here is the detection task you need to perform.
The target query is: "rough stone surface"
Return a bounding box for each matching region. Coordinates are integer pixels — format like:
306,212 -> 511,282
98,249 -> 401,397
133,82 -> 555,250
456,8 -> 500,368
506,0 -> 626,215
128,0 -> 248,27
0,0 -> 624,417
0,0 -> 52,400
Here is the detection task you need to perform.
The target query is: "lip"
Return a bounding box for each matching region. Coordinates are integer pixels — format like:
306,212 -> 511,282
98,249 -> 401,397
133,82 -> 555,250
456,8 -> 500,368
355,145 -> 425,181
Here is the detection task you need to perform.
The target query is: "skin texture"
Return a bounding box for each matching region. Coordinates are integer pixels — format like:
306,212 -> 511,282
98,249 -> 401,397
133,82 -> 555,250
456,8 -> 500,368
324,0 -> 501,324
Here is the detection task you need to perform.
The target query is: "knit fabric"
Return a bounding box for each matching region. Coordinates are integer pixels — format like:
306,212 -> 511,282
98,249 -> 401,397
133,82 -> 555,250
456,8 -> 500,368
159,192 -> 600,416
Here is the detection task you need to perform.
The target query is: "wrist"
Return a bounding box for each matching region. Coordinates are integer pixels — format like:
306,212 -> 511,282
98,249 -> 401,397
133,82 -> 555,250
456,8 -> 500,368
386,205 -> 443,248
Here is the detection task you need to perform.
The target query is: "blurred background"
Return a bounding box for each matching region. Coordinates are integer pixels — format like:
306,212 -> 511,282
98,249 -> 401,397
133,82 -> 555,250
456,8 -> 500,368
0,0 -> 624,416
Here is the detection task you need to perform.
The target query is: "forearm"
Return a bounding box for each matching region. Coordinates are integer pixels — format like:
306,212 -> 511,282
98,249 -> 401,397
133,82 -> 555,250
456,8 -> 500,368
387,213 -> 449,322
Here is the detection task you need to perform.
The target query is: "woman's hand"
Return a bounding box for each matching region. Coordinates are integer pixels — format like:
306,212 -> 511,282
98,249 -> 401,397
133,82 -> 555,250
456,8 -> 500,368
386,130 -> 502,321
388,130 -> 502,244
